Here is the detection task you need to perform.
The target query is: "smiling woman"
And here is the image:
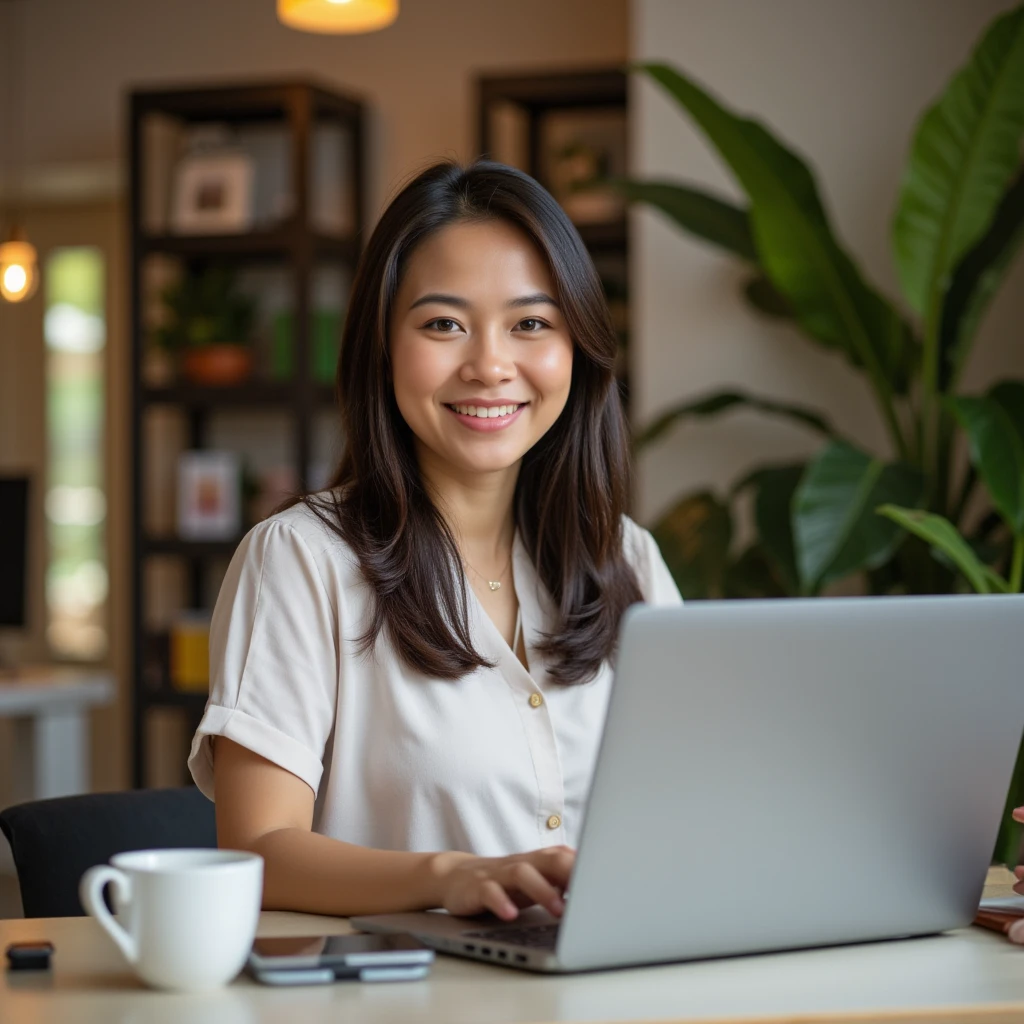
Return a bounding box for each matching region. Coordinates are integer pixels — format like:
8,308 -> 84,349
188,160 -> 682,922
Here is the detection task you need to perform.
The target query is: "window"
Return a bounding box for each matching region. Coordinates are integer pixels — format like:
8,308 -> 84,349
44,247 -> 107,659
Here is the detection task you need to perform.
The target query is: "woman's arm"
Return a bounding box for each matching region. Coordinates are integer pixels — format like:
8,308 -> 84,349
212,737 -> 573,919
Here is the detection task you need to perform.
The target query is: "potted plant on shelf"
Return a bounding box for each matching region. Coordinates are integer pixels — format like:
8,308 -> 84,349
153,265 -> 257,386
609,4 -> 1024,863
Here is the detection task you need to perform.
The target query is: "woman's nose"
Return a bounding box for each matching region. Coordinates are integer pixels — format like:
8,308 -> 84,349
460,326 -> 516,385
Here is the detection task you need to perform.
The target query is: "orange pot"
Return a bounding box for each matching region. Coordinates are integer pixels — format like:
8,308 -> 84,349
181,344 -> 253,386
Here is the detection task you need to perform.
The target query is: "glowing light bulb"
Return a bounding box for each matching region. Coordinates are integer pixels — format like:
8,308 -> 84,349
0,237 -> 38,303
277,0 -> 397,33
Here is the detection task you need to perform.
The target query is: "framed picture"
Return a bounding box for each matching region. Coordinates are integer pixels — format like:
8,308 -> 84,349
171,151 -> 254,235
177,450 -> 241,540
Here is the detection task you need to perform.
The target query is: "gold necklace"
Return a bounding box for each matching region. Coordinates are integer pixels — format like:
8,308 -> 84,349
463,546 -> 513,591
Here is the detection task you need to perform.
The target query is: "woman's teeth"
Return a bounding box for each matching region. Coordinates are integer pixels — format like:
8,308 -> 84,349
449,403 -> 522,419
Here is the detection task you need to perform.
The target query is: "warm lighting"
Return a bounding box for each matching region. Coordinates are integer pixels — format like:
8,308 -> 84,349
0,231 -> 39,303
277,0 -> 398,33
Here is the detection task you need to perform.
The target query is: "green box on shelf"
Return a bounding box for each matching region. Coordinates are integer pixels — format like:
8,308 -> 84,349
271,310 -> 342,383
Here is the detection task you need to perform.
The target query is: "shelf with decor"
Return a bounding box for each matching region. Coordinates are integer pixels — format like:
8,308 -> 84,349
476,67 -> 630,402
128,79 -> 363,788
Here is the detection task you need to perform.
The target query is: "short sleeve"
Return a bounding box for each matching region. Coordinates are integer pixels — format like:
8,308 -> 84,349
623,516 -> 684,607
187,518 -> 339,801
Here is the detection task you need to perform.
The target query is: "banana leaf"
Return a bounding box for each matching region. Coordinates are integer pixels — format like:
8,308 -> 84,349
743,274 -> 794,318
948,382 -> 1024,535
650,491 -> 732,600
607,177 -> 794,319
723,544 -> 791,599
876,505 -> 1010,594
634,388 -> 842,450
635,62 -> 917,397
607,178 -> 758,261
732,463 -> 805,595
939,170 -> 1024,391
892,5 -> 1024,330
794,442 -> 926,594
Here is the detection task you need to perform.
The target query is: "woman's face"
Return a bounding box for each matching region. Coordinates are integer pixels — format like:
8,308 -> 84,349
389,218 -> 574,481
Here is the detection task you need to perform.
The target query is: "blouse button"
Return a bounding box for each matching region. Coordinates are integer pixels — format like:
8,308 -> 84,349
546,814 -> 562,830
529,692 -> 544,708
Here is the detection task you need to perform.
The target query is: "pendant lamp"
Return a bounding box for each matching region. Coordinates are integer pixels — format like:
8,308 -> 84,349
0,225 -> 38,303
277,0 -> 398,34
1,0 -> 38,304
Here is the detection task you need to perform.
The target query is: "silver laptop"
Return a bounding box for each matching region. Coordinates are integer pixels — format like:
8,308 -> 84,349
353,594 -> 1024,972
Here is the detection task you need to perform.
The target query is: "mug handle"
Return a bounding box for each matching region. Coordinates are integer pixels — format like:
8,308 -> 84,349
79,866 -> 138,964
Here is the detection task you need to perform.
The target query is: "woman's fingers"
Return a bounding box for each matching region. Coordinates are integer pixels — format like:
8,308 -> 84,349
1010,918 -> 1024,944
480,878 -> 518,921
1013,806 -> 1024,824
504,861 -> 566,917
527,845 -> 576,889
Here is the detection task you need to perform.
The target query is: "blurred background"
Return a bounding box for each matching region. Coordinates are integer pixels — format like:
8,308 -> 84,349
1,0 -> 1022,916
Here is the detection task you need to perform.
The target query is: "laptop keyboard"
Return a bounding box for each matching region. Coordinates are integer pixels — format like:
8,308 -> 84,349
462,922 -> 560,950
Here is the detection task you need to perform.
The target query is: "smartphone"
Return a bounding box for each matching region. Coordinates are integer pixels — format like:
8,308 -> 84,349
247,933 -> 433,985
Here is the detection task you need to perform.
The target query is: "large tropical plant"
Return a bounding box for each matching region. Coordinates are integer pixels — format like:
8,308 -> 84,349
618,5 -> 1024,864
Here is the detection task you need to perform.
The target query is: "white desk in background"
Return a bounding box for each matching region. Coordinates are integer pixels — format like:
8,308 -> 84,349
0,666 -> 115,803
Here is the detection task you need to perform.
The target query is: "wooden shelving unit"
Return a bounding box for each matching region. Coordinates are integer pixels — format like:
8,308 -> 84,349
127,80 -> 365,787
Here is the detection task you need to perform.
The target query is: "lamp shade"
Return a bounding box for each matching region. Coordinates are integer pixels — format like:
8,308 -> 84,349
0,237 -> 39,303
277,0 -> 398,33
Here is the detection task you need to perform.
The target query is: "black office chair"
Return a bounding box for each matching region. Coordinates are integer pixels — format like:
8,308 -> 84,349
0,787 -> 217,918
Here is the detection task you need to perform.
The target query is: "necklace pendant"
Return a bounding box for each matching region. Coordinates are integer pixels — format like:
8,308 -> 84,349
488,581 -> 501,591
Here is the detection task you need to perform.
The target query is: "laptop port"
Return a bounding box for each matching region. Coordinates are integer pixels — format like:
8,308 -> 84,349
497,950 -> 507,959
514,954 -> 528,963
463,944 -> 476,953
481,947 -> 492,956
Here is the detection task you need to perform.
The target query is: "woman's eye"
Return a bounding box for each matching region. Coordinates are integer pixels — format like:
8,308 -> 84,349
427,318 -> 460,333
518,318 -> 548,332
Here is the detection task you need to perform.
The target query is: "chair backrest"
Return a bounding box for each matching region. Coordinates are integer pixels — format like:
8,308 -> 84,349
0,787 -> 217,918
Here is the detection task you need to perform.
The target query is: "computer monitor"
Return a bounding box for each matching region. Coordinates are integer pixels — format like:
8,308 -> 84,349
0,476 -> 30,628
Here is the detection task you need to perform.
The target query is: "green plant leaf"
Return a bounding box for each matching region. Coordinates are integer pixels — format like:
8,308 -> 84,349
608,178 -> 758,261
949,382 -> 1024,535
635,61 -> 917,396
650,491 -> 732,600
992,732 -> 1024,867
876,504 -> 1007,593
893,5 -> 1024,323
794,442 -> 926,594
939,169 -> 1024,391
634,389 -> 842,450
743,274 -> 793,319
723,544 -> 790,599
732,463 -> 805,595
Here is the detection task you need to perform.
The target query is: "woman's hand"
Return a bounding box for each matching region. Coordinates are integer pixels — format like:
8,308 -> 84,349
432,845 -> 575,921
1012,806 -> 1024,945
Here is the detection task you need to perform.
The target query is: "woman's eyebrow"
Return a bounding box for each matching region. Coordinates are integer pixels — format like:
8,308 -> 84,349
409,292 -> 468,311
408,291 -> 559,311
506,292 -> 559,310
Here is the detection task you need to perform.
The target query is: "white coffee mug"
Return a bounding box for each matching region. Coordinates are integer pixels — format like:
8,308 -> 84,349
79,848 -> 263,991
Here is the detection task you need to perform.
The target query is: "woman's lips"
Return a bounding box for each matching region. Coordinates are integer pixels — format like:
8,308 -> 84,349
444,403 -> 528,432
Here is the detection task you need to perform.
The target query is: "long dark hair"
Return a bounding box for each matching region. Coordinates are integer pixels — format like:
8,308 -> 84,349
288,159 -> 642,684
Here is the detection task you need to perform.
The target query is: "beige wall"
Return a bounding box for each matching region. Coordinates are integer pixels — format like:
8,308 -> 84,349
630,0 -> 1024,527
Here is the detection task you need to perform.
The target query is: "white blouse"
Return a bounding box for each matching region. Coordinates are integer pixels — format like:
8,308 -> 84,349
188,494 -> 683,856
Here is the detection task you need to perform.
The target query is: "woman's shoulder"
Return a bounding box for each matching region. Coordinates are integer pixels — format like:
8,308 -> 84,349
246,488 -> 361,577
619,513 -> 684,606
620,513 -> 654,569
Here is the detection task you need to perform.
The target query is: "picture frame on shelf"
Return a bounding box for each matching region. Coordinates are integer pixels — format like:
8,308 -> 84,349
177,450 -> 241,541
170,150 -> 254,235
540,108 -> 627,225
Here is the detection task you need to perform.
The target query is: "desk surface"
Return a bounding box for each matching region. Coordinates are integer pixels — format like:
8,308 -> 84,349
0,666 -> 114,715
1,869 -> 1021,1024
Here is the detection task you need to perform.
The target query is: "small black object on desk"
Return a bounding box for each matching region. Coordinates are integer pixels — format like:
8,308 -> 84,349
5,941 -> 54,971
